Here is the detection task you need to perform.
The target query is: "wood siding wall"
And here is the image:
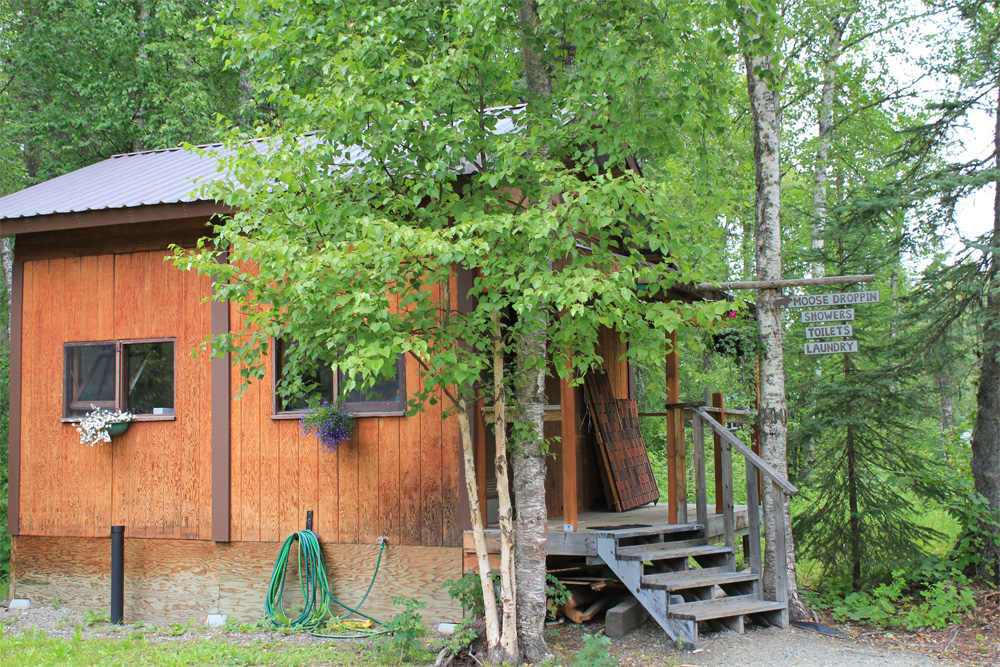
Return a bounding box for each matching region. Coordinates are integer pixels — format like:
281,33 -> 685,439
18,251 -> 213,539
227,301 -> 464,548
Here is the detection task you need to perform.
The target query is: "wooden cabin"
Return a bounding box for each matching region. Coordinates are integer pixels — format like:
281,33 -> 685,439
1,142 -> 794,644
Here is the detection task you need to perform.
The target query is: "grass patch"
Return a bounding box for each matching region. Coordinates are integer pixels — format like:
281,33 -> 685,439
0,630 -> 371,666
0,579 -> 8,602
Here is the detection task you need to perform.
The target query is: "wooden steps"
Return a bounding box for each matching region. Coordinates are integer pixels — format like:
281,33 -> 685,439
668,596 -> 787,621
595,524 -> 788,649
591,523 -> 704,539
642,569 -> 758,591
615,542 -> 731,561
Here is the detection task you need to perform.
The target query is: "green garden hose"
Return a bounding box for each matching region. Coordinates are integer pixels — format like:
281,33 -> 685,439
263,530 -> 389,639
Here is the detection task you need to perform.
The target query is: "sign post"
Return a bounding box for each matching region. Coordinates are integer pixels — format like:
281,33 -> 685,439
778,290 -> 879,356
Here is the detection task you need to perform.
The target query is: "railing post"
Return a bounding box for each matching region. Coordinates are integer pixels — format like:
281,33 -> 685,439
772,484 -> 788,605
721,439 -> 735,552
692,412 -> 708,530
744,457 -> 762,598
665,331 -> 684,523
712,392 -> 725,515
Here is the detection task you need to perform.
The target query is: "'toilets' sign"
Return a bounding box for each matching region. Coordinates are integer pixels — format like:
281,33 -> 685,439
805,323 -> 853,339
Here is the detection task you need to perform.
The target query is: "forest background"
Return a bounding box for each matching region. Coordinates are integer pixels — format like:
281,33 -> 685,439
0,0 -> 997,633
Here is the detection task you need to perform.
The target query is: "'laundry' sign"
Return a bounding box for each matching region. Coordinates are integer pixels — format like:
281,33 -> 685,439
804,340 -> 858,355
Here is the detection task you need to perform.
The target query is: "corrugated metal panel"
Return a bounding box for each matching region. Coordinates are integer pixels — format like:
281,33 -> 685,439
0,105 -> 526,223
0,146 -> 228,221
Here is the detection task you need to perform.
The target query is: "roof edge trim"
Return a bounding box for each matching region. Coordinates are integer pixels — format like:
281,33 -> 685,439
1,201 -> 233,237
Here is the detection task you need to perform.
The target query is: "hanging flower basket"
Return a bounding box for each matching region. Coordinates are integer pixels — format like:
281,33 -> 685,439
106,421 -> 130,437
712,311 -> 762,359
77,407 -> 133,447
300,401 -> 355,452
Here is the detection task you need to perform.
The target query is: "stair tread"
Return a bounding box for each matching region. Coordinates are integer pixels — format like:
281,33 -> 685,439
592,523 -> 704,539
642,570 -> 759,591
616,543 -> 730,561
669,597 -> 787,622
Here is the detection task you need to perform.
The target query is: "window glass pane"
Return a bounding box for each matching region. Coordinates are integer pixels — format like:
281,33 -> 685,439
64,344 -> 116,417
276,339 -> 334,412
342,356 -> 404,411
126,342 -> 174,415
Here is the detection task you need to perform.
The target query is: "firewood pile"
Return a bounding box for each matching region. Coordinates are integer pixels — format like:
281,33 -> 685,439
548,565 -> 626,624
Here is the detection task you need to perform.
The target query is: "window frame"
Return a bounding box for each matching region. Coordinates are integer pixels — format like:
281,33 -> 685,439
271,339 -> 407,419
61,337 -> 177,423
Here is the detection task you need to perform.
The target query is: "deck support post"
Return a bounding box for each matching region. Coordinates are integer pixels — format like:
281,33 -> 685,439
560,371 -> 578,531
665,331 -> 686,523
772,485 -> 789,607
745,456 -> 763,598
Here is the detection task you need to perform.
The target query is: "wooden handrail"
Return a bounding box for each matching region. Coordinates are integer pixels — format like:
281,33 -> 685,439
692,409 -> 798,496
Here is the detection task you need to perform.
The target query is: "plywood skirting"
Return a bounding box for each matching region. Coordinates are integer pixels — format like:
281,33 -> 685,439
11,536 -> 463,625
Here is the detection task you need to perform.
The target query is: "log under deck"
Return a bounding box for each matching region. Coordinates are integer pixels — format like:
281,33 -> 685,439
463,503 -> 750,561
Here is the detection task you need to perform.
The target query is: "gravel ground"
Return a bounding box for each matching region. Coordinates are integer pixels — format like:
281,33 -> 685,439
551,619 -> 978,667
0,602 -> 987,666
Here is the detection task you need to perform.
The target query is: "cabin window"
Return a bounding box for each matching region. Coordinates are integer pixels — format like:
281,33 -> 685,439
63,340 -> 176,419
273,339 -> 406,416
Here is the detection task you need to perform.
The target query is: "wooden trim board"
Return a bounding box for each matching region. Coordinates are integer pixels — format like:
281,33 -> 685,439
8,261 -> 23,535
211,267 -> 231,542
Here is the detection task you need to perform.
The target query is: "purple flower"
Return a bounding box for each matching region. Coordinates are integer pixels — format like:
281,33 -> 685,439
300,401 -> 355,451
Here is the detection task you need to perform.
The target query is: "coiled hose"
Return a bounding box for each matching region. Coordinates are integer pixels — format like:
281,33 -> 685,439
263,530 -> 388,638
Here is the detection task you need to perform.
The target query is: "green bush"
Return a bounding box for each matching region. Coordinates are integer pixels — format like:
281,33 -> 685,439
813,565 -> 977,630
572,631 -> 618,667
376,597 -> 431,665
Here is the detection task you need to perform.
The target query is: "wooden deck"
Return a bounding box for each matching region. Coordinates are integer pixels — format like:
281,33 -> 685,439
463,503 -> 750,565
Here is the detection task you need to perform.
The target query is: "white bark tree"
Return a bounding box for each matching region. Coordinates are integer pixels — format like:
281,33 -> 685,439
743,15 -> 809,619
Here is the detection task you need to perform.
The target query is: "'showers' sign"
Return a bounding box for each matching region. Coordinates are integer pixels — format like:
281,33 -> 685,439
805,323 -> 853,339
804,340 -> 858,355
801,308 -> 854,323
778,290 -> 880,308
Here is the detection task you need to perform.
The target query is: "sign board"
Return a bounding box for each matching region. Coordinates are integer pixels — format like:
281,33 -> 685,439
801,308 -> 854,323
778,290 -> 880,309
805,323 -> 853,339
804,340 -> 858,355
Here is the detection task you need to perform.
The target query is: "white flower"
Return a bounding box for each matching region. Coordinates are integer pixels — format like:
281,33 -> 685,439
77,406 -> 133,447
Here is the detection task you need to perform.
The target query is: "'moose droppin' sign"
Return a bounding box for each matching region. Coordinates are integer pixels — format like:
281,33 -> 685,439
778,290 -> 880,308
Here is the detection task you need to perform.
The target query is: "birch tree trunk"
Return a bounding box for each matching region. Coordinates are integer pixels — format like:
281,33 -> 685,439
812,18 -> 845,280
744,47 -> 808,620
512,312 -> 550,663
491,312 -> 518,664
971,82 -> 1000,584
511,1 -> 554,661
456,402 -> 501,648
